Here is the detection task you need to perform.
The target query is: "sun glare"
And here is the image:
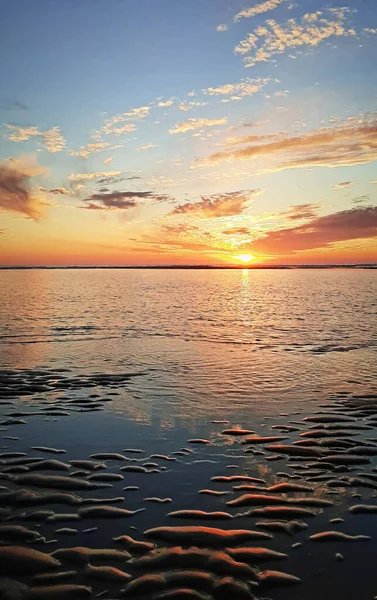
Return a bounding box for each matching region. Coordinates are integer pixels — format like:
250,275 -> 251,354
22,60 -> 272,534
235,254 -> 255,263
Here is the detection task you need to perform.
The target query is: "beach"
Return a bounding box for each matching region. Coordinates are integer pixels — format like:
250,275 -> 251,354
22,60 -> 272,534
1,268 -> 377,600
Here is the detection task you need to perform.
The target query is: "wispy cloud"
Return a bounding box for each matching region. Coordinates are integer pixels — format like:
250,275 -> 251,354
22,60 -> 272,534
103,123 -> 136,136
203,78 -> 270,100
6,125 -> 40,142
332,181 -> 356,189
169,189 -> 261,218
249,206 -> 377,255
216,24 -> 228,32
169,117 -> 228,135
0,98 -> 28,111
235,9 -> 355,67
138,142 -> 158,151
178,101 -> 208,111
6,125 -> 66,152
42,187 -> 70,195
68,170 -> 122,182
352,195 -> 369,204
69,142 -> 110,158
103,156 -> 114,165
102,106 -> 150,135
234,0 -> 286,22
200,114 -> 377,172
83,190 -> 172,210
277,203 -> 321,221
222,226 -> 250,235
0,155 -> 49,219
42,127 -> 66,153
158,99 -> 174,107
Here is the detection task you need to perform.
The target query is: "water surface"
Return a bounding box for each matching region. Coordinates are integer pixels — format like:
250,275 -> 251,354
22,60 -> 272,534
1,268 -> 377,599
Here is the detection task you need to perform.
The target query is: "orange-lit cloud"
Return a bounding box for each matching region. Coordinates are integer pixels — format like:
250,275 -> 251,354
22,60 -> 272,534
234,0 -> 286,22
235,9 -> 355,67
222,226 -> 250,235
178,101 -> 208,111
102,123 -> 136,136
68,170 -> 122,182
0,155 -> 49,219
169,117 -> 228,135
158,99 -> 174,107
170,189 -> 261,218
203,78 -> 270,100
102,106 -> 150,136
247,206 -> 377,255
200,116 -> 377,172
138,143 -> 158,151
6,125 -> 66,153
6,125 -> 40,142
42,127 -> 66,153
69,141 -> 111,158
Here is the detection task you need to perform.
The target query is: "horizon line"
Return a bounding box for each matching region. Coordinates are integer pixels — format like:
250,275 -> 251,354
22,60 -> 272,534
1,264 -> 377,270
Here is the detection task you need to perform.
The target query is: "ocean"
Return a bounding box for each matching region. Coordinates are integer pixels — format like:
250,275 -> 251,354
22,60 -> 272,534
1,268 -> 377,599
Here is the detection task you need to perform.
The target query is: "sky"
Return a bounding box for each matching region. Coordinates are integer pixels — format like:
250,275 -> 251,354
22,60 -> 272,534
0,0 -> 377,266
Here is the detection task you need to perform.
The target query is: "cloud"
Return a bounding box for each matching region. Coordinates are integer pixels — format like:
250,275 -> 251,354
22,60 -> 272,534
332,181 -> 355,189
158,99 -> 174,107
352,195 -> 370,204
249,206 -> 377,255
0,155 -> 49,219
138,142 -> 158,151
6,125 -> 40,142
234,0 -> 286,21
103,156 -> 114,165
216,24 -> 228,32
277,203 -> 321,220
47,187 -> 70,195
222,226 -> 250,235
200,115 -> 377,172
169,189 -> 260,218
68,170 -> 122,182
0,98 -> 28,111
235,9 -> 355,67
147,175 -> 174,186
203,78 -> 269,99
42,127 -> 66,153
178,101 -> 208,111
169,117 -> 228,135
82,190 -> 172,210
103,123 -> 136,136
161,223 -> 200,235
102,106 -> 150,135
69,142 -> 110,158
6,124 -> 66,153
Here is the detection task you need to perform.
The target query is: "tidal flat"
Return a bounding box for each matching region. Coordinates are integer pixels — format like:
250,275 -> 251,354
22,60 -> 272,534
1,268 -> 377,599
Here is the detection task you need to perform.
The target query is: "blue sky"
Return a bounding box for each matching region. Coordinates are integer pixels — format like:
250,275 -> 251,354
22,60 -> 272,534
0,0 -> 377,265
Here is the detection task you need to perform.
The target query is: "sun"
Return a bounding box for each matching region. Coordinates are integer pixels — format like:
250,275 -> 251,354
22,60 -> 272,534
235,254 -> 255,263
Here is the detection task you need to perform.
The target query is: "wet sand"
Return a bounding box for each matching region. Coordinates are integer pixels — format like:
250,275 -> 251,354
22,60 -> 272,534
1,369 -> 377,599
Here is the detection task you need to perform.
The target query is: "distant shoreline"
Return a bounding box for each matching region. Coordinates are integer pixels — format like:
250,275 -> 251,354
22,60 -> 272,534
1,264 -> 376,270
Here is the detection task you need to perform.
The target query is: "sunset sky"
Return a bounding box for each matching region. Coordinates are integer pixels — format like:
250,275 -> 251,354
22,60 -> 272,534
1,0 -> 377,266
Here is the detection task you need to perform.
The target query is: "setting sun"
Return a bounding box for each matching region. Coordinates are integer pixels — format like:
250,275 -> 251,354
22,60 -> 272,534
235,254 -> 255,263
